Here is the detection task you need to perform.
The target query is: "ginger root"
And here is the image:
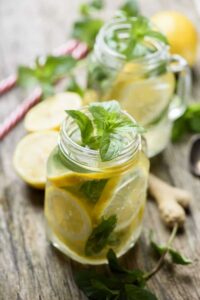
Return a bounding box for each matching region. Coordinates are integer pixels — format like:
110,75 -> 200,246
148,174 -> 192,228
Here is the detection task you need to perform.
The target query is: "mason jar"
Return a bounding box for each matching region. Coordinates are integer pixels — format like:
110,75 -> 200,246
86,18 -> 191,157
44,107 -> 149,265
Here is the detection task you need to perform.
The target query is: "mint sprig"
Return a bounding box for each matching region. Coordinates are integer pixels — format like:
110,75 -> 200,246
85,215 -> 117,256
66,101 -> 142,162
18,55 -> 77,98
76,226 -> 191,300
150,229 -> 192,267
106,16 -> 168,61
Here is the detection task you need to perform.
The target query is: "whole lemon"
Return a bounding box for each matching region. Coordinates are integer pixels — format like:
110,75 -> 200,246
152,11 -> 198,66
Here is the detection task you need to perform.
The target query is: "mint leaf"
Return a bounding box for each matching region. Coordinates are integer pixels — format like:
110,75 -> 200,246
100,133 -> 123,161
169,249 -> 192,265
172,103 -> 200,142
80,0 -> 104,16
146,30 -> 168,45
150,232 -> 167,256
171,117 -> 188,142
124,284 -> 158,300
80,179 -> 107,203
107,249 -> 145,287
110,16 -> 168,61
18,66 -> 38,88
119,0 -> 140,17
66,110 -> 94,145
66,76 -> 84,97
75,270 -> 120,300
72,18 -> 103,48
85,215 -> 117,256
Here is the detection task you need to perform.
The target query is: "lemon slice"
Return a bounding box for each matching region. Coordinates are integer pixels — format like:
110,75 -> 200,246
24,92 -> 82,132
45,187 -> 92,242
105,70 -> 175,126
94,167 -> 147,232
13,131 -> 58,189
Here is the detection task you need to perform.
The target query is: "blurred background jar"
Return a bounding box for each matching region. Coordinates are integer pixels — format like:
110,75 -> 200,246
86,17 -> 191,157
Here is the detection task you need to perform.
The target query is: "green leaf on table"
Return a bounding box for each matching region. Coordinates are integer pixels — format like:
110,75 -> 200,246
75,269 -> 120,300
172,103 -> 200,142
85,215 -> 117,256
169,249 -> 192,265
171,117 -> 188,142
150,232 -> 167,256
124,284 -> 158,300
119,0 -> 140,17
150,231 -> 192,265
66,110 -> 94,145
80,179 -> 107,203
107,249 -> 145,287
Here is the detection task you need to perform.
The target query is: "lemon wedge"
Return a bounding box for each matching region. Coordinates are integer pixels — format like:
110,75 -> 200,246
24,92 -> 82,132
13,131 -> 58,189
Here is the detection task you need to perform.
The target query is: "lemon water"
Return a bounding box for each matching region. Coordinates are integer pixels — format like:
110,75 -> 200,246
45,148 -> 149,265
87,18 -> 190,157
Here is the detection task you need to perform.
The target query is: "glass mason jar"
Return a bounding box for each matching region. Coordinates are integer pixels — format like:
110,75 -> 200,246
44,107 -> 149,265
86,18 -> 191,157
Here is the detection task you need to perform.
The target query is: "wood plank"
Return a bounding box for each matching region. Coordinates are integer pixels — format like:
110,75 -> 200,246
0,0 -> 200,299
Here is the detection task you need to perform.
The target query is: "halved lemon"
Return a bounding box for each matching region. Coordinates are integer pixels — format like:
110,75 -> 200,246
13,131 -> 58,189
45,187 -> 92,242
24,92 -> 82,132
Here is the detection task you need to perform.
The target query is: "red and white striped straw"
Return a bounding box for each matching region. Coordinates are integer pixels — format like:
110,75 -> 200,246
0,40 -> 89,141
0,88 -> 42,140
0,74 -> 18,96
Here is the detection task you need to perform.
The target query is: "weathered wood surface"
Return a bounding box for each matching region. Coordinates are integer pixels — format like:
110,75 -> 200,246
0,0 -> 200,299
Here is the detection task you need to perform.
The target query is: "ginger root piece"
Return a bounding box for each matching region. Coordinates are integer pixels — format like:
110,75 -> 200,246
148,174 -> 192,228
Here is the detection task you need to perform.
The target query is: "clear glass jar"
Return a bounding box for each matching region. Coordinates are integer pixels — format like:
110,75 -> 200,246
44,107 -> 149,265
86,18 -> 191,157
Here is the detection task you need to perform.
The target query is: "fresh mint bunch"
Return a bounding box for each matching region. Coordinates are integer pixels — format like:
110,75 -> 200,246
106,16 -> 168,61
18,55 -> 77,98
76,226 -> 192,300
75,249 -> 158,300
66,100 -> 143,161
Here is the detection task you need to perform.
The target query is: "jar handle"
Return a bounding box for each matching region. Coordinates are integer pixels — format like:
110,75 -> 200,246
167,54 -> 191,120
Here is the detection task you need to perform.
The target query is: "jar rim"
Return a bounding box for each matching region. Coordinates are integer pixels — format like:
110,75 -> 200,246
95,17 -> 169,71
59,106 -> 141,170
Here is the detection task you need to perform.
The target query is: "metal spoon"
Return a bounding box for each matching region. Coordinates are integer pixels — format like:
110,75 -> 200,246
189,135 -> 200,177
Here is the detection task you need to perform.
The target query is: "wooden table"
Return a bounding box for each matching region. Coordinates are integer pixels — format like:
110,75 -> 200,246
0,0 -> 200,299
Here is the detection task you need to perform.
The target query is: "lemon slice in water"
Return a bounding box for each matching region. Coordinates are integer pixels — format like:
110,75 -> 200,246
105,69 -> 175,126
45,187 -> 92,242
